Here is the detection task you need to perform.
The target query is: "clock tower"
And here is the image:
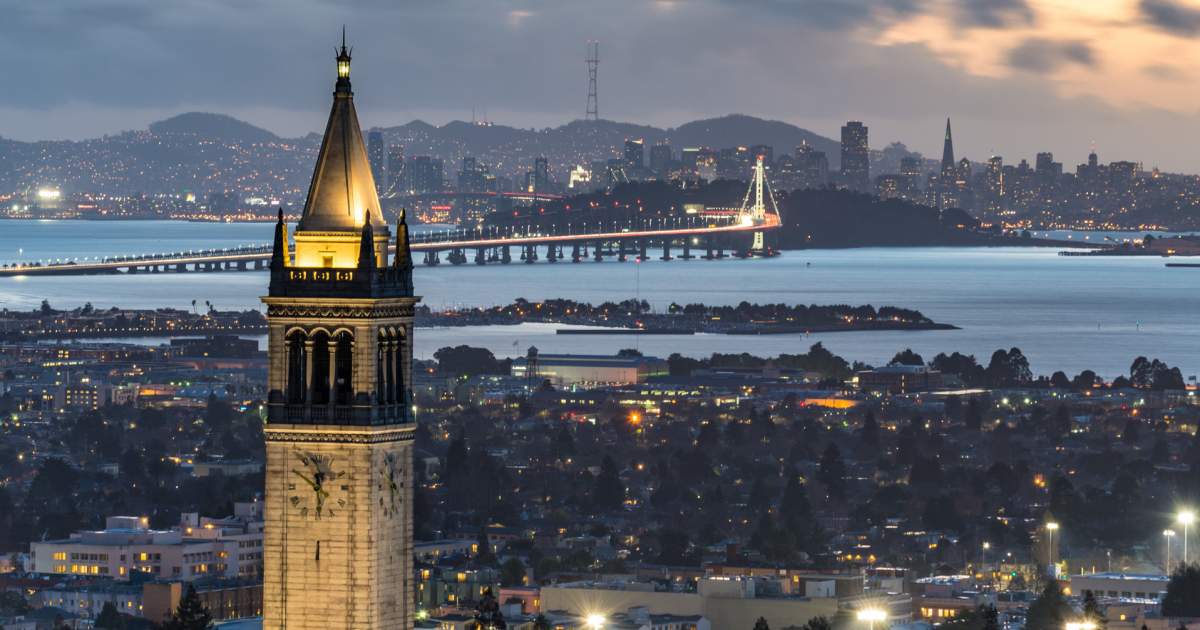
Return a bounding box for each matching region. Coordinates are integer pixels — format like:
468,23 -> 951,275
262,36 -> 417,630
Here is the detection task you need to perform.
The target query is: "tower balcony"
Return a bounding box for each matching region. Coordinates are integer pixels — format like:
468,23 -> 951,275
268,265 -> 413,298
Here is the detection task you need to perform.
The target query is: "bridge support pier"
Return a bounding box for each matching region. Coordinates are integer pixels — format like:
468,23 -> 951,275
475,248 -> 487,265
424,251 -> 441,266
572,244 -> 581,263
523,244 -> 538,264
237,261 -> 247,271
681,239 -> 693,260
703,235 -> 714,260
617,240 -> 627,262
254,259 -> 265,270
661,241 -> 672,261
593,241 -> 603,262
546,244 -> 557,263
175,263 -> 186,273
448,249 -> 466,265
502,246 -> 511,264
637,239 -> 648,262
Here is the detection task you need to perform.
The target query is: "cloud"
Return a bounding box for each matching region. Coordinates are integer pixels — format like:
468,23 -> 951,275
1006,38 -> 1095,73
955,0 -> 1035,28
715,0 -> 926,31
1143,63 -> 1186,80
1140,0 -> 1200,36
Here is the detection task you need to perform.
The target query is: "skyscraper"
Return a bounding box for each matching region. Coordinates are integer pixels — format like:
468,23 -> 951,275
368,130 -> 385,196
528,156 -> 550,193
796,143 -> 829,190
840,122 -> 869,192
937,118 -> 955,210
386,145 -> 405,195
262,38 -> 416,630
985,155 -> 1004,215
624,138 -> 645,170
649,143 -> 673,177
408,156 -> 444,194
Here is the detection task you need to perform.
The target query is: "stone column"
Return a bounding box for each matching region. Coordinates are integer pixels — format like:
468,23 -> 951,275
304,339 -> 315,408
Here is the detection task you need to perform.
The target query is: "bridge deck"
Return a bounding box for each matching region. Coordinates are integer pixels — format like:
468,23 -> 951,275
0,215 -> 779,277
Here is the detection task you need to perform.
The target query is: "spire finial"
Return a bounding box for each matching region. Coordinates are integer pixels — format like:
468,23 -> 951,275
336,27 -> 351,80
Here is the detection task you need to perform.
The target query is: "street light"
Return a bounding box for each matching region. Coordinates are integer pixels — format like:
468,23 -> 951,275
586,613 -> 606,629
1065,622 -> 1098,630
1164,529 -> 1176,573
1045,522 -> 1059,573
1178,510 -> 1195,566
857,608 -> 888,630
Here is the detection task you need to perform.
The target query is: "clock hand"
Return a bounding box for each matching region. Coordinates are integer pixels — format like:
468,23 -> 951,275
292,469 -> 320,491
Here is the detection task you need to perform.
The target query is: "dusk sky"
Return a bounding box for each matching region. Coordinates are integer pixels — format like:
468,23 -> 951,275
7,0 -> 1200,171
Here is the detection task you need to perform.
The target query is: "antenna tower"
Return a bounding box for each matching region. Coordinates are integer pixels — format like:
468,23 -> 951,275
586,41 -> 600,121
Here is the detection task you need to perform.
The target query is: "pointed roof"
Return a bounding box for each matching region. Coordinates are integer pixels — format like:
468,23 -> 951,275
940,118 -> 955,174
297,35 -> 386,233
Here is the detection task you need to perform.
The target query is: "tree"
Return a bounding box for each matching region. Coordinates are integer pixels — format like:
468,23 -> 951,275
817,443 -> 846,500
472,587 -> 507,629
965,398 -> 983,431
433,345 -> 507,376
593,455 -> 625,512
861,411 -> 879,447
986,348 -> 1032,387
1163,564 -> 1200,617
161,585 -> 212,630
754,618 -> 771,630
0,591 -> 29,616
95,602 -> 127,630
475,526 -> 496,566
1025,580 -> 1071,630
1082,590 -> 1105,629
500,557 -> 526,587
889,349 -> 924,366
802,616 -> 832,630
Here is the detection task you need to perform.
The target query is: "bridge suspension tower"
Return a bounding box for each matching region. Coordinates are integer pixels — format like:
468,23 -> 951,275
738,154 -> 781,255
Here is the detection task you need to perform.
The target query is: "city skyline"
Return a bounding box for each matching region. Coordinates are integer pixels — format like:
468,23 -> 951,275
8,1 -> 1200,171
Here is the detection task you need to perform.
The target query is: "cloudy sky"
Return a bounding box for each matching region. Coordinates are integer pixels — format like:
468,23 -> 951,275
6,0 -> 1200,171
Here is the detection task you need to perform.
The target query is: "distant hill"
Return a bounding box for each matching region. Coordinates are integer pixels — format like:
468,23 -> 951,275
668,115 -> 842,168
369,114 -> 841,172
0,112 -> 846,200
149,112 -> 280,144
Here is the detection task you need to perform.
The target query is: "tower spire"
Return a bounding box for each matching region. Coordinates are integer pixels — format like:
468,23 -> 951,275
941,118 -> 955,173
270,208 -> 289,270
295,29 -> 384,234
393,208 -> 412,270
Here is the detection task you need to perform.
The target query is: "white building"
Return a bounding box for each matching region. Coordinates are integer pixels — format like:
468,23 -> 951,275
30,502 -> 264,581
1070,572 -> 1169,603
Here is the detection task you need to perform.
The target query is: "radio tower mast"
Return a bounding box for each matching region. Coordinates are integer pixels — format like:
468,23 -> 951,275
586,41 -> 600,121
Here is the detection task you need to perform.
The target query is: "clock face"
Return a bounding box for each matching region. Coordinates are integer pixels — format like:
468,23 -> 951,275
377,452 -> 402,518
289,451 -> 347,519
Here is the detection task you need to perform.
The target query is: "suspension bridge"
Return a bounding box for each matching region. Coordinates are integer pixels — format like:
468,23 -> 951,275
0,158 -> 782,277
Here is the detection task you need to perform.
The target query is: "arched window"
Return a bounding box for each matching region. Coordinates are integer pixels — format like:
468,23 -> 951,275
333,331 -> 354,405
377,330 -> 389,405
310,331 -> 331,406
285,330 -> 307,404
